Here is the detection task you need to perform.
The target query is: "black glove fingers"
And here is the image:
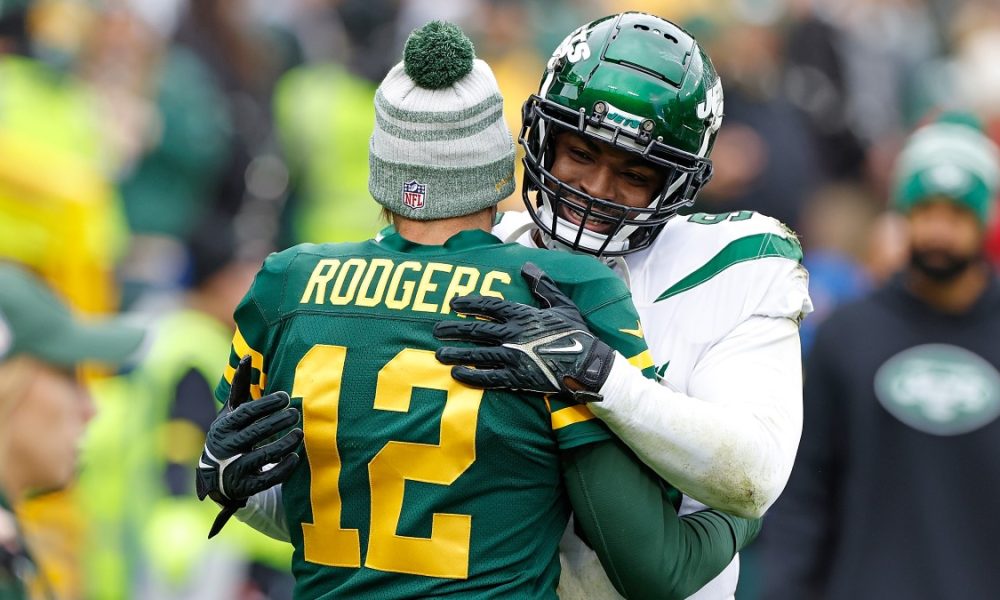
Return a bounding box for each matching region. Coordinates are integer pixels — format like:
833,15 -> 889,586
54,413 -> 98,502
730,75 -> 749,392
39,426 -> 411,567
246,428 -> 303,471
450,365 -> 510,389
219,391 -> 291,433
436,345 -> 513,368
259,451 -> 300,487
521,262 -> 574,310
228,355 -> 254,410
433,320 -> 510,344
233,406 -> 300,450
449,295 -> 528,322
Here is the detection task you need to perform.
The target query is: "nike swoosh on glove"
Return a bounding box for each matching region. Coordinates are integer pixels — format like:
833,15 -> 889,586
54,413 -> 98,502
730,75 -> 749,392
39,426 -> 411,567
433,262 -> 616,403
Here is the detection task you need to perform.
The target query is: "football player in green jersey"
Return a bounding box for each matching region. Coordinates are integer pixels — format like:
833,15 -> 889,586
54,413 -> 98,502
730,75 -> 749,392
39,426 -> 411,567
196,21 -> 760,600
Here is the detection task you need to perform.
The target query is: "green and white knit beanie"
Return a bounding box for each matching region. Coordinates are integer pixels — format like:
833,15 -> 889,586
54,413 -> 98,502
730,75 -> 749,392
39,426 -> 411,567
369,21 -> 515,220
893,112 -> 1000,226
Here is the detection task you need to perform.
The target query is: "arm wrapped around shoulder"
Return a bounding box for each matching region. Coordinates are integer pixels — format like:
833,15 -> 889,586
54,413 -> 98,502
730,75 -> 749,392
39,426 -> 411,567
562,437 -> 760,600
591,314 -> 804,518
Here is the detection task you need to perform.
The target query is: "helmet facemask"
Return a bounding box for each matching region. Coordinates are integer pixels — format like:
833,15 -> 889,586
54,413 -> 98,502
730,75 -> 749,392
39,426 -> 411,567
518,12 -> 722,258
520,95 -> 714,256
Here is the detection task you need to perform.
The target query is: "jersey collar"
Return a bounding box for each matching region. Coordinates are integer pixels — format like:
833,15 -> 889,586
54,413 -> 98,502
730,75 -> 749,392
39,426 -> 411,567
376,228 -> 504,255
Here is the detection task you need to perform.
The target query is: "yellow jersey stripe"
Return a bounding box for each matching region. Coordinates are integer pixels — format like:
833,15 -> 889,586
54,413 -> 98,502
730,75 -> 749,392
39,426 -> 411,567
229,327 -> 268,399
551,404 -> 597,430
628,349 -> 654,370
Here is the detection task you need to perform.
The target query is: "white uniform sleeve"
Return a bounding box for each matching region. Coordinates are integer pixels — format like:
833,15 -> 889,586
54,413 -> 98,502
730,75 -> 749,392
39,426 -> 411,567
590,315 -> 803,518
235,486 -> 291,542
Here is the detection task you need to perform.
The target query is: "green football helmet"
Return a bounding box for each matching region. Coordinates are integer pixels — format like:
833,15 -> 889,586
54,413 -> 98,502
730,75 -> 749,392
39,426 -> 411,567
520,12 -> 723,256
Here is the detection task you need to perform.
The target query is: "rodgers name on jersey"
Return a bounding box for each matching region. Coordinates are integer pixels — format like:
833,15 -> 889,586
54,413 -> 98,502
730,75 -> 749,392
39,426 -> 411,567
298,257 -> 512,314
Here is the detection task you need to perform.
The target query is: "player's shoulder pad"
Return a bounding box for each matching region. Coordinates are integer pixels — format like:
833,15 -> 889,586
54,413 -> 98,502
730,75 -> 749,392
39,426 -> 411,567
666,210 -> 801,254
648,211 -> 810,321
651,211 -> 802,293
492,210 -> 535,245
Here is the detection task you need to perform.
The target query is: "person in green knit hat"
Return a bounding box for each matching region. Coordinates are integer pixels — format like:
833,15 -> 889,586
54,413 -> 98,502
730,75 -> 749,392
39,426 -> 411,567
759,113 -> 1000,599
196,21 -> 760,599
0,264 -> 145,600
114,215 -> 294,599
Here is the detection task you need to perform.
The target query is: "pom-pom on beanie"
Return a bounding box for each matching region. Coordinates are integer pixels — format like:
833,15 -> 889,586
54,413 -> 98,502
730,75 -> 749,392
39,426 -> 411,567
369,21 -> 516,220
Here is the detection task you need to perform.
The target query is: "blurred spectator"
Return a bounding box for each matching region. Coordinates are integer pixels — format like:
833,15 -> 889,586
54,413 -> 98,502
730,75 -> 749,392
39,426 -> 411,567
0,4 -> 135,597
272,55 -> 380,245
0,263 -> 145,600
78,214 -> 294,600
108,0 -> 301,305
692,14 -> 822,231
797,184 -> 878,354
132,215 -> 291,599
759,115 -> 1000,599
272,0 -> 397,245
783,4 -> 867,182
0,0 -> 128,314
103,8 -> 233,243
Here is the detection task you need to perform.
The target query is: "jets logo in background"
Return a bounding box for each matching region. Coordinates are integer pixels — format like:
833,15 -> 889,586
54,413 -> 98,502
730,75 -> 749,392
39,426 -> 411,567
874,344 -> 1000,436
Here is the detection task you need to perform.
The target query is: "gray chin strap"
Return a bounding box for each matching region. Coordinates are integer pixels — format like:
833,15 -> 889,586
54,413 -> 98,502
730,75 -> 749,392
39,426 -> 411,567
505,210 -> 634,288
536,203 -> 631,255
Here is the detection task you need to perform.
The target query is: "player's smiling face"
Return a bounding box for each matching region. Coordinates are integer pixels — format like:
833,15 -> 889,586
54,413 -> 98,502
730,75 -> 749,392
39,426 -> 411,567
549,131 -> 665,233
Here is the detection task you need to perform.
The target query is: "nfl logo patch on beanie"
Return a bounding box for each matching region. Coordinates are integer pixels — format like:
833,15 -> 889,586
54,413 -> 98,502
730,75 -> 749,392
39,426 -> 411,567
402,180 -> 427,210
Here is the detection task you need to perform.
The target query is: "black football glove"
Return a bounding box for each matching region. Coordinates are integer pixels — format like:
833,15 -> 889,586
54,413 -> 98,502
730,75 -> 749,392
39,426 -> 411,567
196,355 -> 302,538
433,262 -> 616,403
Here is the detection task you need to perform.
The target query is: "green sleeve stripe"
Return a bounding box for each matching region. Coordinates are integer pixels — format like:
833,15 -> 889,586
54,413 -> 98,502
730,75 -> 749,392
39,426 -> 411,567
655,233 -> 802,302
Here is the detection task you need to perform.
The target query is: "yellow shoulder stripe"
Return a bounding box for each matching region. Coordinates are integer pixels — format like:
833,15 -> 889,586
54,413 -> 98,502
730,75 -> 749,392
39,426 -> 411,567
225,327 -> 268,399
551,404 -> 597,430
627,349 -> 654,370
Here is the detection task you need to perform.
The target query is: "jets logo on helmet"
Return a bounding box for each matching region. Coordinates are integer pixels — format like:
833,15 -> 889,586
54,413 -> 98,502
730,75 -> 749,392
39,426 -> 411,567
547,26 -> 591,70
697,80 -> 725,136
602,103 -> 646,135
519,12 -> 722,257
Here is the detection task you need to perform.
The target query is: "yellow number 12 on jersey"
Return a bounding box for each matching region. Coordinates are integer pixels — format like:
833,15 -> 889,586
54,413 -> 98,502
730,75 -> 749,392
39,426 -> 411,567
293,345 -> 483,579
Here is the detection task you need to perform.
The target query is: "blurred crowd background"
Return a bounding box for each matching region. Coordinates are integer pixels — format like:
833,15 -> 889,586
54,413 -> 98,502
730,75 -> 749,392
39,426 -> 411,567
1,0 -> 999,598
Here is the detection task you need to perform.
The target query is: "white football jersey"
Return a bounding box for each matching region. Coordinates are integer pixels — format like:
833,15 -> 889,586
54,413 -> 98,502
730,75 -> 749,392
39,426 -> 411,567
494,209 -> 813,600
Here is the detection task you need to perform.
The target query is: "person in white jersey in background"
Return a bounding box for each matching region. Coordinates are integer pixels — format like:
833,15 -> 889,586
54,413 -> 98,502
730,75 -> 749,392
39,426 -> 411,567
433,11 -> 813,600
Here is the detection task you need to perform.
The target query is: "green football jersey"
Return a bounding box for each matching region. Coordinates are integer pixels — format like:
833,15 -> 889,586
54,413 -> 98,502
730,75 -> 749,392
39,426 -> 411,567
215,229 -> 653,599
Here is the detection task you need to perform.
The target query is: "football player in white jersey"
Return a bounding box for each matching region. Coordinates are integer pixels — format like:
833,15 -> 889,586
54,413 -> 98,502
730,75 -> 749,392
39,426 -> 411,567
433,12 -> 813,600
